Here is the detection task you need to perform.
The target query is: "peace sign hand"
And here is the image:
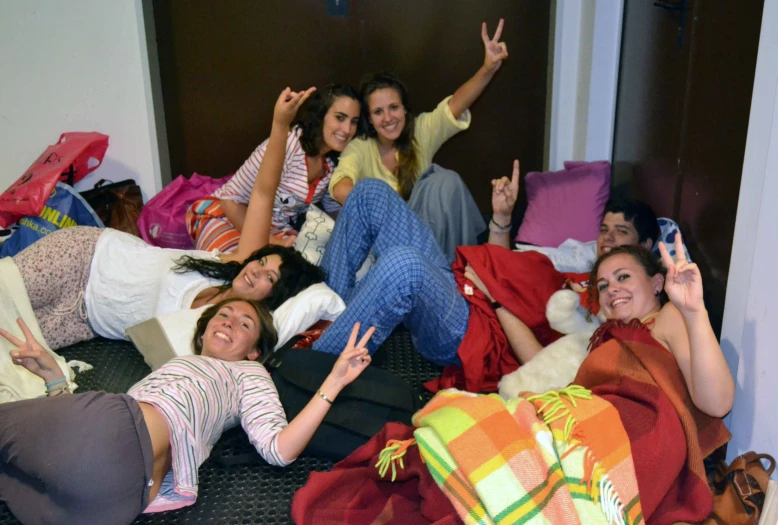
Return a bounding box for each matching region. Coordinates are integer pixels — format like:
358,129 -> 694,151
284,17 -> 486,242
491,159 -> 520,218
329,322 -> 375,389
658,232 -> 705,315
0,318 -> 65,384
273,86 -> 317,128
482,19 -> 509,73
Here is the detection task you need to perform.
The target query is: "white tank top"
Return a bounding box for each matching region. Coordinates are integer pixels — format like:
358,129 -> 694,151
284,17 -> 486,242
85,229 -> 223,339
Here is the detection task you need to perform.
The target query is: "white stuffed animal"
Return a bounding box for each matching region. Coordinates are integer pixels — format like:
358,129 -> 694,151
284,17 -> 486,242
498,289 -> 603,399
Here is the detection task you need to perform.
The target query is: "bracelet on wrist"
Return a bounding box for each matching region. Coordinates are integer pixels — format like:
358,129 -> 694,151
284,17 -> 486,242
46,385 -> 70,397
488,227 -> 510,235
45,376 -> 67,388
316,388 -> 334,405
490,217 -> 511,230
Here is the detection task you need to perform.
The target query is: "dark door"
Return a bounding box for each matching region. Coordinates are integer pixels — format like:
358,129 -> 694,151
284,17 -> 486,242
152,1 -> 550,212
612,0 -> 763,334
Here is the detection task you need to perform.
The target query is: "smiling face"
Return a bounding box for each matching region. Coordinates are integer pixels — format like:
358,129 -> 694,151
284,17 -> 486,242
201,301 -> 261,361
367,88 -> 406,145
231,255 -> 282,302
597,212 -> 647,258
320,96 -> 360,154
596,253 -> 664,322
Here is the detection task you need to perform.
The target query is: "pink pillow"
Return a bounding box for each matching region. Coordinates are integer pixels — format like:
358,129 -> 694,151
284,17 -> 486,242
516,160 -> 611,247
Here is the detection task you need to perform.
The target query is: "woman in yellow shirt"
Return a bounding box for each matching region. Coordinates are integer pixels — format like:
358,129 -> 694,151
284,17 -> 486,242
329,19 -> 510,260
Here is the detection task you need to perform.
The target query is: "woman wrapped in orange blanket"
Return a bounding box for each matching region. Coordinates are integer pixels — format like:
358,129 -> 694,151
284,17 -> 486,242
292,236 -> 735,525
573,237 -> 734,524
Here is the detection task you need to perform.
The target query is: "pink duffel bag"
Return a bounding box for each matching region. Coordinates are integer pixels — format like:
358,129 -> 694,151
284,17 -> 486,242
137,173 -> 231,249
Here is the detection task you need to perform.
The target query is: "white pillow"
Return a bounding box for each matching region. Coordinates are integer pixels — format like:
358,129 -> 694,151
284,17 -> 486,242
294,204 -> 376,279
126,282 -> 345,370
294,205 -> 334,266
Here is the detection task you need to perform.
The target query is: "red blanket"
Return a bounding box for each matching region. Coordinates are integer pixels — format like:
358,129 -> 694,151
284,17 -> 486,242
575,321 -> 731,525
291,422 -> 460,525
426,244 -> 567,393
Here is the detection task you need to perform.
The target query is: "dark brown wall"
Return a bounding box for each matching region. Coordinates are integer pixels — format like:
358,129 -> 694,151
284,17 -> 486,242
153,0 -> 550,212
612,0 -> 764,334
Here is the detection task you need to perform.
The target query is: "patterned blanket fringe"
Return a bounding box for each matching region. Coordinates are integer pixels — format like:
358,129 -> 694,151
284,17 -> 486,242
600,474 -> 629,525
376,438 -> 417,482
528,385 -> 629,525
526,385 -> 592,441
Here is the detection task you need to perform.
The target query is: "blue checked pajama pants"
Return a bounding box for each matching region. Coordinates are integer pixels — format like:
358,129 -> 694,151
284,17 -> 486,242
312,179 -> 469,366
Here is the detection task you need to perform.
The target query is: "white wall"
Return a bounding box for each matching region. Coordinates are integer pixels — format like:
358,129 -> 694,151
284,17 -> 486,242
547,0 -> 624,170
721,0 -> 778,467
0,0 -> 164,201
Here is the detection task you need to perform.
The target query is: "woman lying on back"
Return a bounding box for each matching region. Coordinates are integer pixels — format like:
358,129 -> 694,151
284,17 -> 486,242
589,236 -> 734,417
0,299 -> 375,524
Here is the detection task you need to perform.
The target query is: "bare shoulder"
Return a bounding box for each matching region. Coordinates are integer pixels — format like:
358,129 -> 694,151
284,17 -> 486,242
651,303 -> 689,356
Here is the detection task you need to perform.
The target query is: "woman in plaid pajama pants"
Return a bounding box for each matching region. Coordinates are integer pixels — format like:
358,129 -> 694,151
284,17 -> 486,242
312,179 -> 469,366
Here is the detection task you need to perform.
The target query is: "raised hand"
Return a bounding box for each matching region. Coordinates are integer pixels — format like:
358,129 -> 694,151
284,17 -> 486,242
464,264 -> 495,302
482,19 -> 509,73
329,323 -> 375,388
0,318 -> 65,384
658,232 -> 705,315
491,159 -> 520,219
273,86 -> 317,128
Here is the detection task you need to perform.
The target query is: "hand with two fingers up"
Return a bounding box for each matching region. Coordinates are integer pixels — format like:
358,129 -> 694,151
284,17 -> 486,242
0,318 -> 65,386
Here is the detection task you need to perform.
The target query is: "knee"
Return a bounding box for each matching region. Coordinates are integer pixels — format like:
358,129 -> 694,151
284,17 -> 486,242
350,178 -> 397,204
375,247 -> 426,292
431,170 -> 468,200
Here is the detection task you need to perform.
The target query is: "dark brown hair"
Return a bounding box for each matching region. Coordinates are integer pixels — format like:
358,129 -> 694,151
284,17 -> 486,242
587,245 -> 667,314
359,72 -> 420,200
173,244 -> 325,310
193,298 -> 277,360
292,84 -> 360,161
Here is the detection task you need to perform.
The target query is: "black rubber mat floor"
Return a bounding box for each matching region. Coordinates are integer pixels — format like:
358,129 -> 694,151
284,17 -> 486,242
0,328 -> 442,525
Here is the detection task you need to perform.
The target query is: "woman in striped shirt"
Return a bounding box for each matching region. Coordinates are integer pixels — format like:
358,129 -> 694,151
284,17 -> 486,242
0,298 -> 374,523
187,84 -> 361,254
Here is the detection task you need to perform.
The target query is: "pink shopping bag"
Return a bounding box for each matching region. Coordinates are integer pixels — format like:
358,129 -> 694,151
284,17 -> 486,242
138,173 -> 232,249
0,132 -> 109,228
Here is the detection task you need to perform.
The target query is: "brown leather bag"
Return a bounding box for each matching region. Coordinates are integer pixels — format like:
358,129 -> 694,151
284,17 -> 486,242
80,179 -> 143,236
704,452 -> 775,525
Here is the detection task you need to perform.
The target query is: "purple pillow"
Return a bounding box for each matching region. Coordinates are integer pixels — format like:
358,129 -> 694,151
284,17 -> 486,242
515,160 -> 611,247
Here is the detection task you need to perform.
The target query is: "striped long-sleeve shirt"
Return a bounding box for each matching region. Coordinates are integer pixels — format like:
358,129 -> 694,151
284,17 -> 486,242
128,356 -> 290,512
213,127 -> 340,233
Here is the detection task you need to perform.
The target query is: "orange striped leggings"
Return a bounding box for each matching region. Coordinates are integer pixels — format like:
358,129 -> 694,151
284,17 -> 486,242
186,198 -> 242,253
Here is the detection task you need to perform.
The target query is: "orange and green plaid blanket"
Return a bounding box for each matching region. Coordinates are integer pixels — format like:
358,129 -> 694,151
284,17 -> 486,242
407,386 -> 643,525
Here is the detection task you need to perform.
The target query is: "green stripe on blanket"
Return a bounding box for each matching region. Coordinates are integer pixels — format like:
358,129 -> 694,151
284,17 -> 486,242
410,387 -> 644,525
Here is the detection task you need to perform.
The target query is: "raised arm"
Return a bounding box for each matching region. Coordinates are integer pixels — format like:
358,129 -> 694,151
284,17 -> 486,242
488,160 -> 520,248
222,87 -> 316,263
448,19 -> 509,119
659,233 -> 735,417
275,323 -> 374,462
463,264 -> 542,364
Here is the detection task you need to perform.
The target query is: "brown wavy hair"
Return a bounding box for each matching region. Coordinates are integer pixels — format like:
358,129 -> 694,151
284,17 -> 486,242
359,72 -> 420,200
586,245 -> 667,315
193,298 -> 277,360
